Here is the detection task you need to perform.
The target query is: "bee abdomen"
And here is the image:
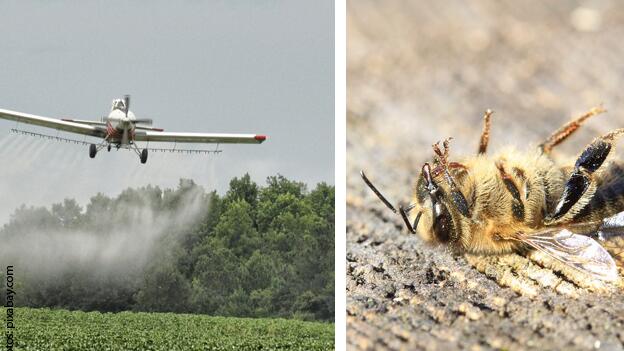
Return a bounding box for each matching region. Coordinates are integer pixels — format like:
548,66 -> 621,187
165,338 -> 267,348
573,162 -> 624,222
497,162 -> 525,222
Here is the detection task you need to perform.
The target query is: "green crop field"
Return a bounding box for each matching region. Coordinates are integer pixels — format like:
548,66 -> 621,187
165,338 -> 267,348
9,307 -> 334,350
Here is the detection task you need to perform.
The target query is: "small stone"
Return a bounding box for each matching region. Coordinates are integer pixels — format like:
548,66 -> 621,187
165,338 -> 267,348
458,303 -> 482,321
570,7 -> 602,32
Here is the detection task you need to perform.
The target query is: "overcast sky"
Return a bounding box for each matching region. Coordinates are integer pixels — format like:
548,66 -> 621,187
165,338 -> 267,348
0,1 -> 334,223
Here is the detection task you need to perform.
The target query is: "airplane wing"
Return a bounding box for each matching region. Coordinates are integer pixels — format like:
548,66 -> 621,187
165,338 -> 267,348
61,118 -> 165,132
134,131 -> 267,144
60,118 -> 106,126
0,108 -> 105,138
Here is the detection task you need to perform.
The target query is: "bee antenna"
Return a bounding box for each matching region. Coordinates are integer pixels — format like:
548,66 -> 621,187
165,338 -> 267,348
360,170 -> 397,213
399,205 -> 415,233
399,206 -> 416,234
400,204 -> 421,234
361,170 -> 422,234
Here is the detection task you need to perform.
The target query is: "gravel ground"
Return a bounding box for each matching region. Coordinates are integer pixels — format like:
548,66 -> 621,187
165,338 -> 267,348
347,1 -> 624,350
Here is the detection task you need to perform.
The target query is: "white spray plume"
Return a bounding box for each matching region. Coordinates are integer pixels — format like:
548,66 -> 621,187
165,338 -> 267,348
0,183 -> 207,279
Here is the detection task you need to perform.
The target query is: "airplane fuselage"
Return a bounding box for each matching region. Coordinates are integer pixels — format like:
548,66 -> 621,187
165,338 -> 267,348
105,108 -> 137,145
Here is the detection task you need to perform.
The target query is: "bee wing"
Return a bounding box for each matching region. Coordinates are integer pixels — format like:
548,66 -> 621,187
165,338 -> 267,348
516,228 -> 618,281
598,211 -> 624,268
599,211 -> 624,237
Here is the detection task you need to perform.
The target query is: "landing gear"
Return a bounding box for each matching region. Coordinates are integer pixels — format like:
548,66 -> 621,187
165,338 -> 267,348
90,138 -> 110,159
140,149 -> 148,164
130,141 -> 149,164
94,139 -> 147,163
89,144 -> 97,158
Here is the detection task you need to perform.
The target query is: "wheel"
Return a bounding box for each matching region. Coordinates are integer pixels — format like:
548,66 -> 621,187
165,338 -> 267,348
107,144 -> 111,152
89,144 -> 97,158
140,149 -> 148,164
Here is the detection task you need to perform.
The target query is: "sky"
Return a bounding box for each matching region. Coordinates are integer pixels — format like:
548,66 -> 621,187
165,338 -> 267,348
0,1 -> 334,224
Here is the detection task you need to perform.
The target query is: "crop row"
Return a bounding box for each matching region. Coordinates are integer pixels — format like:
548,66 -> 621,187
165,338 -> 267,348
11,307 -> 334,350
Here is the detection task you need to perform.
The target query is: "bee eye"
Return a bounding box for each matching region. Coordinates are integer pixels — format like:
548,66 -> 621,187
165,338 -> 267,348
415,177 -> 428,203
432,202 -> 454,243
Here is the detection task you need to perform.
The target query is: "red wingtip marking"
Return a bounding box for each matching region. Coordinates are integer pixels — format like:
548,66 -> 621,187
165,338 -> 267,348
255,135 -> 267,142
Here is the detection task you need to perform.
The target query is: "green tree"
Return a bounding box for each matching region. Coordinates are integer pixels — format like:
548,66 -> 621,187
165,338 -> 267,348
135,260 -> 191,313
1,175 -> 335,321
213,199 -> 259,256
307,182 -> 334,224
191,241 -> 240,314
51,199 -> 83,229
243,251 -> 275,292
225,174 -> 258,209
3,206 -> 60,235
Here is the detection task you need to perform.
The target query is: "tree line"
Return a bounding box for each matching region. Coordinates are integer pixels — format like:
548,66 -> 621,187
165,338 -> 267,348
0,174 -> 334,321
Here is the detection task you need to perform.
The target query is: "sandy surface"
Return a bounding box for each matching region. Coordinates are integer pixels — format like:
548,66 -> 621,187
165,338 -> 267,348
347,1 -> 624,350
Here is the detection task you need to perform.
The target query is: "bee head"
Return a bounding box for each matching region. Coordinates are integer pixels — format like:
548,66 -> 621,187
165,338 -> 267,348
411,163 -> 466,246
360,153 -> 469,249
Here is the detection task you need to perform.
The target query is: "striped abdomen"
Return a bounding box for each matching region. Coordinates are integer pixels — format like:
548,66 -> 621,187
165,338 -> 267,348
573,162 -> 624,223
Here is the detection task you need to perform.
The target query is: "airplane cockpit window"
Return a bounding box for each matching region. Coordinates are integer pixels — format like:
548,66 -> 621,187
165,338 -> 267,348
111,99 -> 125,110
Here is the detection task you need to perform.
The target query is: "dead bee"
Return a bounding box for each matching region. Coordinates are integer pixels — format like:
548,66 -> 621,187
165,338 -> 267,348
362,107 -> 624,281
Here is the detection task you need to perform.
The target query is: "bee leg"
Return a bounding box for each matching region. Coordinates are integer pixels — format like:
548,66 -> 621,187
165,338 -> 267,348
440,169 -> 470,217
431,137 -> 455,177
432,138 -> 452,165
547,129 -> 624,222
539,106 -> 606,154
448,162 -> 467,170
477,109 -> 493,154
431,141 -> 471,217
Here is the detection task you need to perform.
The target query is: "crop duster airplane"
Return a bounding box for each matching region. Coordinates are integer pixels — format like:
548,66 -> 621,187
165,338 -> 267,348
0,95 -> 266,163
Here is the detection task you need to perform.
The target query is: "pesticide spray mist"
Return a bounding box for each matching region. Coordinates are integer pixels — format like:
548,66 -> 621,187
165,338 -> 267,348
0,180 -> 208,309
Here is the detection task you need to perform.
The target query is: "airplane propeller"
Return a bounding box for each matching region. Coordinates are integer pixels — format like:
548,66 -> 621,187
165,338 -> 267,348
123,95 -> 130,116
103,115 -> 153,125
121,127 -> 129,145
104,94 -> 153,125
134,118 -> 153,126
